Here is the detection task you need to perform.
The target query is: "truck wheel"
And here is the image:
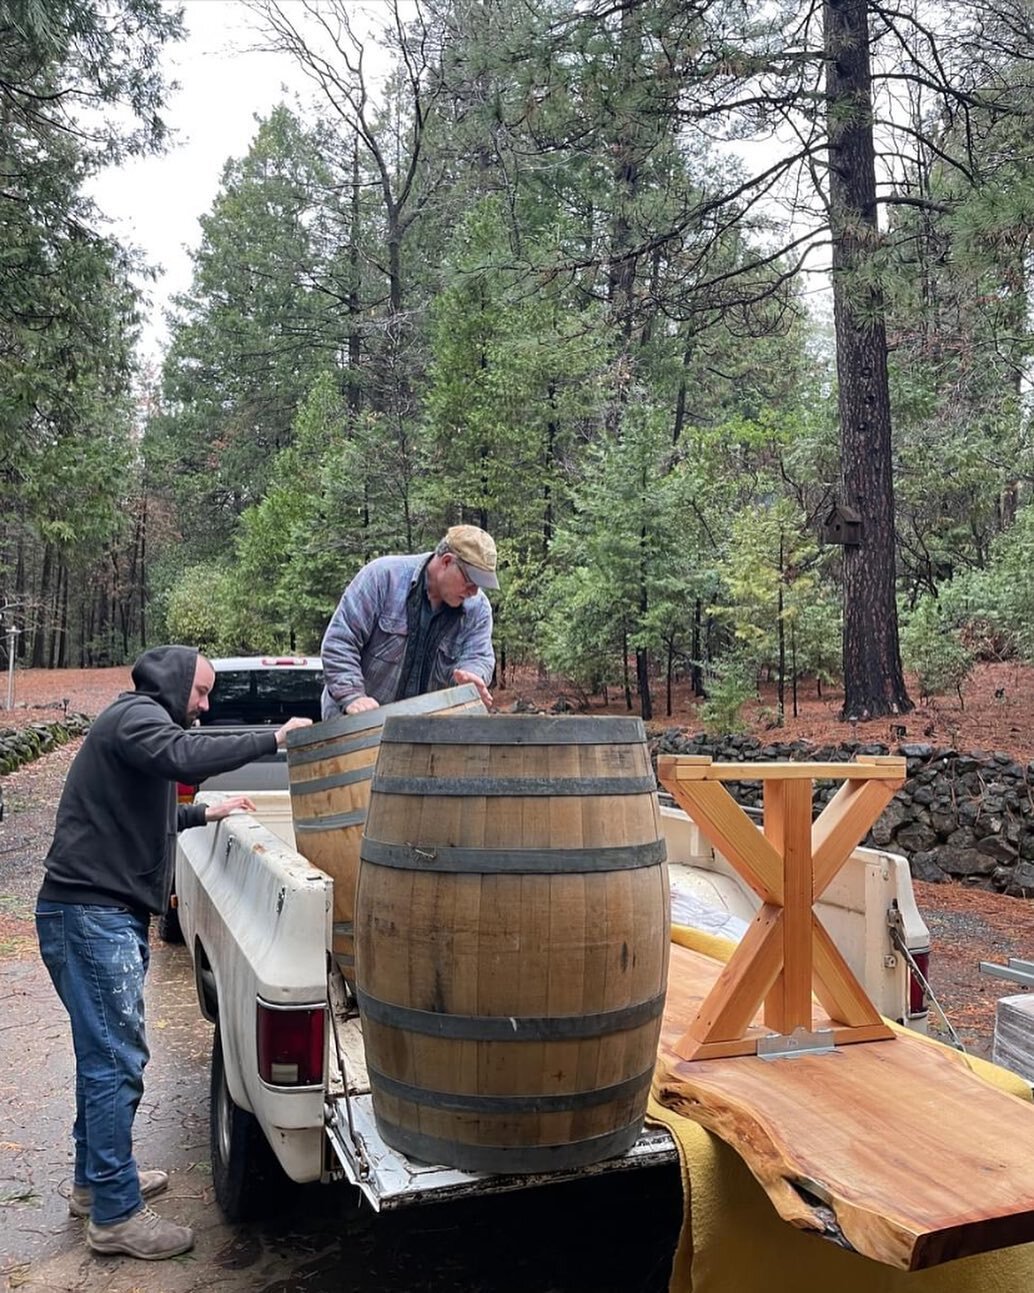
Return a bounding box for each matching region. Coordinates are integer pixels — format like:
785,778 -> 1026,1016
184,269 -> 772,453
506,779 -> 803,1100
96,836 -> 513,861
210,1023 -> 286,1221
156,901 -> 183,944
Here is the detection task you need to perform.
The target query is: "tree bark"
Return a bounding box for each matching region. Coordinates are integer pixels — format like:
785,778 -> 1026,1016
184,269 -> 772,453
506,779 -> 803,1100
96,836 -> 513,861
825,0 -> 912,719
30,544 -> 52,668
607,2 -> 641,343
347,137 -> 363,419
57,560 -> 68,668
691,598 -> 704,697
776,537 -> 785,724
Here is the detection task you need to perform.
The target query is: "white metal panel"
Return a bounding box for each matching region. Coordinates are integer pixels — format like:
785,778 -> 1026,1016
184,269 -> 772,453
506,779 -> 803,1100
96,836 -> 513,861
325,1094 -> 678,1212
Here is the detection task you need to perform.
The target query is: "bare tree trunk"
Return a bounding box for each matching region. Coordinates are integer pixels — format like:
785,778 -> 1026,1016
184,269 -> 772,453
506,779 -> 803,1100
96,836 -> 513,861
672,337 -> 693,447
93,575 -> 109,667
57,561 -> 68,668
691,598 -> 704,697
47,556 -> 65,669
138,498 -> 147,649
31,544 -> 52,668
543,378 -> 557,557
776,537 -> 785,725
825,0 -> 912,719
637,645 -> 652,720
347,136 -> 363,420
607,0 -> 640,340
14,531 -> 27,662
605,0 -> 644,435
638,520 -> 652,720
83,594 -> 93,667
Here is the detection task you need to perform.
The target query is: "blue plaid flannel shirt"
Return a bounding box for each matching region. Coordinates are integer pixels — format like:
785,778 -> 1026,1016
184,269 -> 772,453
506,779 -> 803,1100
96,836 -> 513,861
319,553 -> 494,719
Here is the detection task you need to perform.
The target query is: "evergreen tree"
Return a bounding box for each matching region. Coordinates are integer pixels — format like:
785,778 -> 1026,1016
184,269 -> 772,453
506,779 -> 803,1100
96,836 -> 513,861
148,107 -> 329,563
0,0 -> 182,662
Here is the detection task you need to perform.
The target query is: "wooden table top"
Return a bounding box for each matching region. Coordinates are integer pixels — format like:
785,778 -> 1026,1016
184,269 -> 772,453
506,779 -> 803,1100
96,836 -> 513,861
655,939 -> 1034,1271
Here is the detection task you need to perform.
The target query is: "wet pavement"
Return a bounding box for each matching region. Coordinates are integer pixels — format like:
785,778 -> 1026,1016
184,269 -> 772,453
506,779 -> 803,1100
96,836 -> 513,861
0,935 -> 681,1293
0,741 -> 682,1292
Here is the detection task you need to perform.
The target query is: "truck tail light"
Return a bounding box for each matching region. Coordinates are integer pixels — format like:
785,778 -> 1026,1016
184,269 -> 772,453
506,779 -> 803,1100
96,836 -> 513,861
908,948 -> 930,1018
177,782 -> 197,804
257,1002 -> 325,1087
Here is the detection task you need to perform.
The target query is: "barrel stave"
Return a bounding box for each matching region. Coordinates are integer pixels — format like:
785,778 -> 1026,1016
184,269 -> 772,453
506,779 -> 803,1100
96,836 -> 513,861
356,715 -> 669,1173
285,683 -> 485,982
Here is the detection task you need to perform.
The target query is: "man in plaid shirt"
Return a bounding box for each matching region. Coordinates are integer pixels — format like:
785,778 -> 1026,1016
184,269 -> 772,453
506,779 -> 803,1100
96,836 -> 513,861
320,525 -> 498,720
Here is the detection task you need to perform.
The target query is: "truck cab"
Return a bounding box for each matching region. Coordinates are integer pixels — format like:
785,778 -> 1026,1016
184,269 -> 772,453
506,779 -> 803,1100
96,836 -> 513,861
164,655 -> 324,943
191,655 -> 324,791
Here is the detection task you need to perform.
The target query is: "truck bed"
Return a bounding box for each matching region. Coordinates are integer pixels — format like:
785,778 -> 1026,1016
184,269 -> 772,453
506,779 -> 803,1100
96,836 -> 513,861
325,969 -> 677,1210
178,790 -> 930,1212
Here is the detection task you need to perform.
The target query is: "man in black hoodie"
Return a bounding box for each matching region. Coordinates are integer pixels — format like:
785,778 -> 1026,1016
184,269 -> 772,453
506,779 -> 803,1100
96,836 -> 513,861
35,645 -> 312,1261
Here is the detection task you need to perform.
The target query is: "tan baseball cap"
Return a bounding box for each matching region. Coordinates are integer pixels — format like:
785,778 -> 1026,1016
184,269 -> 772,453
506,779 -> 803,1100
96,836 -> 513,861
445,524 -> 499,590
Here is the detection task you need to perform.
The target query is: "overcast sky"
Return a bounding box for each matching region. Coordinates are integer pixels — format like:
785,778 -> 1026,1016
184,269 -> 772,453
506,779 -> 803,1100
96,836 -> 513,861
87,1 -> 314,365
86,2 -> 823,368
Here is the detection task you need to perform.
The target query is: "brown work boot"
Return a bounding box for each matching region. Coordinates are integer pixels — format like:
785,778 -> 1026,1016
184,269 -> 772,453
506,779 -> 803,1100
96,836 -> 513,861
69,1169 -> 169,1218
86,1205 -> 194,1260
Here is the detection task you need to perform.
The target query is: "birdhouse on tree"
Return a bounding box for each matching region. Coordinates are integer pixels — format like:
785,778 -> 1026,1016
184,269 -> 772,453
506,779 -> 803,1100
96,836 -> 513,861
821,502 -> 863,546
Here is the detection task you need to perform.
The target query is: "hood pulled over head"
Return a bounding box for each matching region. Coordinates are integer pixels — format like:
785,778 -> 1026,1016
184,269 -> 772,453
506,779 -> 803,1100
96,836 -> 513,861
130,645 -> 199,729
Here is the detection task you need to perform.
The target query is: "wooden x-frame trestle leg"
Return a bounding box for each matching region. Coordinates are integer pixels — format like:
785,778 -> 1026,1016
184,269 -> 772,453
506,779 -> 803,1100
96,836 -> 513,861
657,755 -> 907,1061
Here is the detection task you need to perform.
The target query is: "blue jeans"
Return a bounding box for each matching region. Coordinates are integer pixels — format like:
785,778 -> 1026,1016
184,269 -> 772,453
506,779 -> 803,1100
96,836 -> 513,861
35,900 -> 151,1225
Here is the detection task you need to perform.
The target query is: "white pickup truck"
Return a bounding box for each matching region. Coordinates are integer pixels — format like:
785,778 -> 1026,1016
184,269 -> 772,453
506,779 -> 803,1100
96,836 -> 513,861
173,783 -> 931,1222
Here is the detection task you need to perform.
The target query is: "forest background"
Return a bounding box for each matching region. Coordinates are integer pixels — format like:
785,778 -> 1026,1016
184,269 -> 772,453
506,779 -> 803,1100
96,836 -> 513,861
4,0 -> 1034,733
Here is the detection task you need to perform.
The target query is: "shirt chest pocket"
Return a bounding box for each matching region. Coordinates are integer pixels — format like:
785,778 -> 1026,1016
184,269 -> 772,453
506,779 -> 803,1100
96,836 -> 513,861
368,613 -> 408,664
435,638 -> 458,671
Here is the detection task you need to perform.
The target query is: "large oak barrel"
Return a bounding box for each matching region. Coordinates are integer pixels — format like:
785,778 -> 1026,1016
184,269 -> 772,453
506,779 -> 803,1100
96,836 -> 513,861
354,714 -> 669,1174
285,683 -> 485,983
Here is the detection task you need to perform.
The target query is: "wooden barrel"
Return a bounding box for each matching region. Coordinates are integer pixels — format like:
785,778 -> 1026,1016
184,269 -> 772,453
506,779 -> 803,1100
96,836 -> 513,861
285,683 -> 485,983
354,714 -> 669,1174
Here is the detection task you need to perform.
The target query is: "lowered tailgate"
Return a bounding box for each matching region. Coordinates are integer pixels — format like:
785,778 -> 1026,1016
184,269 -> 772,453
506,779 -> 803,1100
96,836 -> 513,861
323,971 -> 677,1212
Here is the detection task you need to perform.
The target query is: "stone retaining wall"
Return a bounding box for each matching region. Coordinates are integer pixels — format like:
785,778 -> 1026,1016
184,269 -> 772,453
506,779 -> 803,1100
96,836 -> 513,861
650,730 -> 1034,898
0,716 -> 91,776
2,713 -> 1031,897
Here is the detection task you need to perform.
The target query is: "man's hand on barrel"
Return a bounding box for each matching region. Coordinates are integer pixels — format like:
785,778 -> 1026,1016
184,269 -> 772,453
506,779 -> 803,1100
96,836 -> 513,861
453,669 -> 493,710
274,716 -> 314,746
345,696 -> 380,715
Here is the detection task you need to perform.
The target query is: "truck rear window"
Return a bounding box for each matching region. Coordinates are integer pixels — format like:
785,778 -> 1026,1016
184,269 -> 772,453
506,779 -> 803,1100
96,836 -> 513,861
201,670 -> 324,726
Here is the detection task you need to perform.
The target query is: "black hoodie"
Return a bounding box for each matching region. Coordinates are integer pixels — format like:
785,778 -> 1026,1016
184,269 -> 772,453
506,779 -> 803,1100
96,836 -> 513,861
39,645 -> 278,916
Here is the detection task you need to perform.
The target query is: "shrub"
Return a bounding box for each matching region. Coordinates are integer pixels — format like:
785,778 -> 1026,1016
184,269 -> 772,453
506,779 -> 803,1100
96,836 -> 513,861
165,564 -> 238,656
697,654 -> 754,735
936,504 -> 1034,663
900,598 -> 974,705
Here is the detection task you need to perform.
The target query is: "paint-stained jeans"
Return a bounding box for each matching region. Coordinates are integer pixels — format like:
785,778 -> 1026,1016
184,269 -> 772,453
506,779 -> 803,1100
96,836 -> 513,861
35,900 -> 151,1225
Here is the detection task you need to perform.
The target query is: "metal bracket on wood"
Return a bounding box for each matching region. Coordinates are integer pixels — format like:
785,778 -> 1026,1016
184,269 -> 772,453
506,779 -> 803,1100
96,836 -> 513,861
757,1026 -> 836,1061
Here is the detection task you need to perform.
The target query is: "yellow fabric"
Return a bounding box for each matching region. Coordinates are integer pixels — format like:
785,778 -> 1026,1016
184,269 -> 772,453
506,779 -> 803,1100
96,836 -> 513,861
670,923 -> 737,965
654,925 -> 1034,1292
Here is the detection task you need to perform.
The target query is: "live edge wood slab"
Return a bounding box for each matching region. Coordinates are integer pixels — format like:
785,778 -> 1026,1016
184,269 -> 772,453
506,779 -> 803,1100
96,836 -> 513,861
655,939 -> 1034,1272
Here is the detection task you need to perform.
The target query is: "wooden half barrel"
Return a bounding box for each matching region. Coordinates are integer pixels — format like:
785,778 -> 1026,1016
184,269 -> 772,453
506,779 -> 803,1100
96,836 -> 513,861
285,683 -> 485,983
354,714 -> 669,1174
